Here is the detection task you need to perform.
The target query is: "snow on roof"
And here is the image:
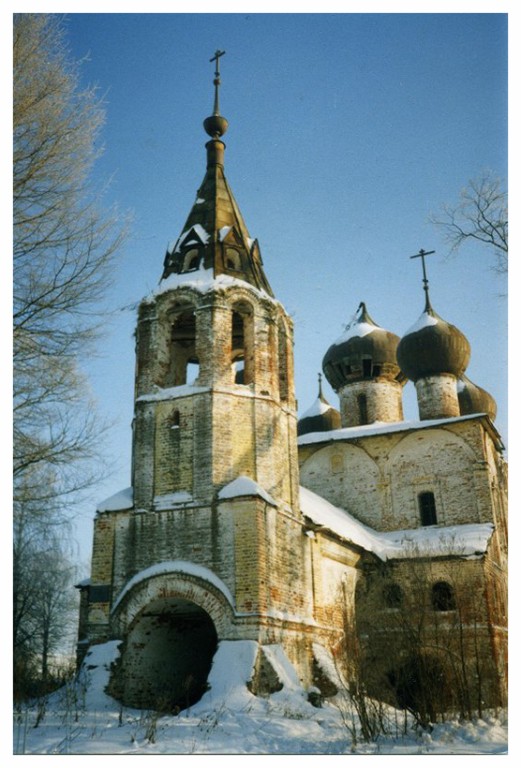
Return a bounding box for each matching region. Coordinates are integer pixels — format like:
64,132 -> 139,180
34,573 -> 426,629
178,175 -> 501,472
300,486 -> 493,560
219,225 -> 232,241
218,476 -> 276,506
297,414 -> 486,445
169,223 -> 210,254
143,266 -> 277,305
300,397 -> 335,420
111,560 -> 235,615
97,486 -> 133,513
404,310 -> 439,335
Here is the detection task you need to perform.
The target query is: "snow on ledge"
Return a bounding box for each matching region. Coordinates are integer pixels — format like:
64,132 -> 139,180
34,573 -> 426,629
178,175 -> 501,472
218,476 -> 277,506
111,560 -> 235,615
142,267 -> 277,305
97,486 -> 133,513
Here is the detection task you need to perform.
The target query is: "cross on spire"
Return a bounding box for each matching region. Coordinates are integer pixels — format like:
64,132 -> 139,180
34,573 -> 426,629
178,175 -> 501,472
210,49 -> 226,115
410,248 -> 435,311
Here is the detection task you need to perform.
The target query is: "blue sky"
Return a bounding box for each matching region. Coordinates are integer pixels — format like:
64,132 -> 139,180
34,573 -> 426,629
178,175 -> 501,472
9,7 -> 510,562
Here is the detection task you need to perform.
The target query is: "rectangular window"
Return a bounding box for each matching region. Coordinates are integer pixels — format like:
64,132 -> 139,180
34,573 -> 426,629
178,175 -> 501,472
419,491 -> 437,526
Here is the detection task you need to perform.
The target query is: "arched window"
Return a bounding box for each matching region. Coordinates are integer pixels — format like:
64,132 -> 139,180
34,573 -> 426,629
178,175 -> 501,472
183,248 -> 200,271
225,248 -> 241,271
419,491 -> 437,526
358,393 -> 368,425
170,410 -> 180,428
431,581 -> 455,611
278,319 -> 289,401
168,307 -> 197,386
383,583 -> 403,609
232,304 -> 254,385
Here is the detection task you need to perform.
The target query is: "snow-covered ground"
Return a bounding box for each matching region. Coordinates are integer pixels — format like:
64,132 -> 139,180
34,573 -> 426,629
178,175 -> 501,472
13,640 -> 508,756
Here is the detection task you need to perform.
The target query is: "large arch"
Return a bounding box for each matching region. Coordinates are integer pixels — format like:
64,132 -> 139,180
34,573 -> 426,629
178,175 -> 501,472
109,563 -> 236,711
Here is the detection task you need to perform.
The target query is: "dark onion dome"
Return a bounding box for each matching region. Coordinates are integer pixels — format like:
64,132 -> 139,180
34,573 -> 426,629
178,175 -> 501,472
297,375 -> 341,436
396,305 -> 470,382
322,302 -> 404,392
457,374 -> 497,421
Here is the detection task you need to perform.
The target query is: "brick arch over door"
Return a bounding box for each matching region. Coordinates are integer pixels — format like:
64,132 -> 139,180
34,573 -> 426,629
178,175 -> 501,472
110,562 -> 236,639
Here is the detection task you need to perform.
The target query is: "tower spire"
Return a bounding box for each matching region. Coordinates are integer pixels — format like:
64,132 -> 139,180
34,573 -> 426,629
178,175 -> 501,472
410,248 -> 435,311
203,50 -> 228,140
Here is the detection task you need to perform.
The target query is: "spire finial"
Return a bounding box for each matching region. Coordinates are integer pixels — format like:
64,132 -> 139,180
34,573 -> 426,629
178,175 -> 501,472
204,50 -> 229,139
210,49 -> 226,115
318,372 -> 324,398
410,248 -> 435,311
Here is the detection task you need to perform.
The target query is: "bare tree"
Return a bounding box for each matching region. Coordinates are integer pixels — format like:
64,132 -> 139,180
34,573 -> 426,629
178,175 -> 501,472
13,14 -> 127,698
430,171 -> 507,274
13,13 -> 127,504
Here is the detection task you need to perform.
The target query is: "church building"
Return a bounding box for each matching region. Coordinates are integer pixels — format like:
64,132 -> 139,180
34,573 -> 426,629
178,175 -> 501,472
77,57 -> 507,717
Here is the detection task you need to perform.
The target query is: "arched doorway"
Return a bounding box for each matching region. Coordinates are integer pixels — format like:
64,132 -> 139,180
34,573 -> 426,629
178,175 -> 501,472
114,596 -> 218,712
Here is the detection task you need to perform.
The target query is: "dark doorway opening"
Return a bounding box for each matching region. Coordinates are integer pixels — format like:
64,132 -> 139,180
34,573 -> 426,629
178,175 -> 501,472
116,597 -> 218,712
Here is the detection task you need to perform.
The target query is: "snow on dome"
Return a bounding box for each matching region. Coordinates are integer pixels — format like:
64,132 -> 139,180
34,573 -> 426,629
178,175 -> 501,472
331,320 -> 376,346
300,397 -> 334,420
111,560 -> 235,615
218,476 -> 276,506
403,310 -> 439,336
300,485 -> 493,560
97,486 -> 133,513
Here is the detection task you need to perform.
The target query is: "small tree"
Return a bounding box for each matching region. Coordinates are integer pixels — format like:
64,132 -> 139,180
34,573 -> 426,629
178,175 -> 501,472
353,551 -> 502,728
430,170 -> 507,274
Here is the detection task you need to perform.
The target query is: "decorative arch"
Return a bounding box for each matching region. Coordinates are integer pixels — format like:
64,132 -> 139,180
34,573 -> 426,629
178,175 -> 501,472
387,428 -> 480,529
111,561 -> 235,638
300,442 -> 382,528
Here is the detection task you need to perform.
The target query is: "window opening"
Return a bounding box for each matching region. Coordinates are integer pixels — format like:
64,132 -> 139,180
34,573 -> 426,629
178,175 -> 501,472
383,583 -> 404,609
233,356 -> 245,384
168,308 -> 197,386
362,358 -> 372,377
431,581 -> 455,611
186,360 -> 200,385
183,248 -> 200,271
232,305 -> 253,385
226,248 -> 241,271
358,393 -> 368,425
419,491 -> 437,526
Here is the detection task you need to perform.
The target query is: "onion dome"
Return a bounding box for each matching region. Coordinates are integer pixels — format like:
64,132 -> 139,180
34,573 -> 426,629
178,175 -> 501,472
297,374 -> 341,436
457,374 -> 497,421
322,302 -> 403,392
396,306 -> 470,382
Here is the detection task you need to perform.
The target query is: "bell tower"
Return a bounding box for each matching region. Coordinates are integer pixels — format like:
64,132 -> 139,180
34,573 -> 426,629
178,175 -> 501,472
132,51 -> 299,513
83,54 -> 315,710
